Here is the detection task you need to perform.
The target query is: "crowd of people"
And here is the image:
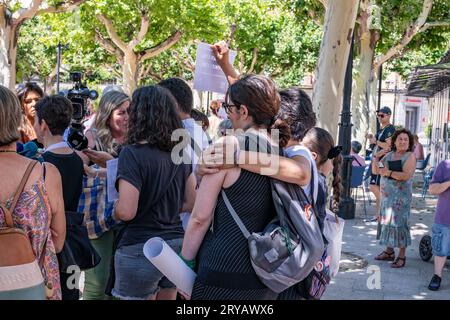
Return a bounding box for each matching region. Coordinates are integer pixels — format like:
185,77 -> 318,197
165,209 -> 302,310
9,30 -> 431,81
0,40 -> 448,300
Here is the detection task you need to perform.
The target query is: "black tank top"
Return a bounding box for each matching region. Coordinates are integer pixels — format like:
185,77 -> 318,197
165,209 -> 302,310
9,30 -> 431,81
42,151 -> 84,212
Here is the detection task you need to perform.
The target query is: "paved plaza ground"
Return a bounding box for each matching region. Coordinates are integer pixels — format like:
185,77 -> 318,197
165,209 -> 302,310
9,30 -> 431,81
323,171 -> 450,300
78,172 -> 450,300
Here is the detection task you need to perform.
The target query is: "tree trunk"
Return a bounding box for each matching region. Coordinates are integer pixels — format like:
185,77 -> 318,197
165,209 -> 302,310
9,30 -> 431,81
351,0 -> 379,147
0,9 -> 18,90
122,51 -> 139,95
368,66 -> 379,134
312,0 -> 359,141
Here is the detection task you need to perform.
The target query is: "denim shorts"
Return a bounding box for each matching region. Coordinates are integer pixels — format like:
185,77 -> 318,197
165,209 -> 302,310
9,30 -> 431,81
431,223 -> 450,257
112,238 -> 183,300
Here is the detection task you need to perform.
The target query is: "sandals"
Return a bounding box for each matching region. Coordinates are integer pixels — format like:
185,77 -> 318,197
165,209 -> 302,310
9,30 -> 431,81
374,250 -> 395,261
391,257 -> 406,268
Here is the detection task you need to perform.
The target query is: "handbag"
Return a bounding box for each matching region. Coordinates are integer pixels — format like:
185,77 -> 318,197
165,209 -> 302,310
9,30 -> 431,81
57,211 -> 101,272
296,250 -> 331,300
0,161 -> 49,299
78,165 -> 117,239
323,209 -> 345,277
78,129 -> 117,239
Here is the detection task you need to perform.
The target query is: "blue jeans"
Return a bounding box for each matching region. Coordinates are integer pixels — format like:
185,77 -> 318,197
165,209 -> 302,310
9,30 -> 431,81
432,223 -> 450,257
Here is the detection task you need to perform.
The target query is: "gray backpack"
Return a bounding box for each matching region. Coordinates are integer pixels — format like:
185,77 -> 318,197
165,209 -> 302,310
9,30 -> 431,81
221,176 -> 325,293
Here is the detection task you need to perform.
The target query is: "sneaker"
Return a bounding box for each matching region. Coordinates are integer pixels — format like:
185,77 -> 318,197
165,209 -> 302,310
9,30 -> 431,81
364,216 -> 378,223
428,274 -> 441,291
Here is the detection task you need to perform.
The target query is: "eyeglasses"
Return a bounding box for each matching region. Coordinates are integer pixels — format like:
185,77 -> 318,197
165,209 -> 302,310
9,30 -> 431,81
377,113 -> 385,118
222,101 -> 239,114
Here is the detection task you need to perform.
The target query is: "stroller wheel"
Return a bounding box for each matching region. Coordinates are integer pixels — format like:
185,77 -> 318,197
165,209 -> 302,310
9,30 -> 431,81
419,235 -> 433,262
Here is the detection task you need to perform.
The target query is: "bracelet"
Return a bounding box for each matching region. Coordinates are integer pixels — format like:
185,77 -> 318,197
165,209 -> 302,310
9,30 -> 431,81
179,252 -> 196,270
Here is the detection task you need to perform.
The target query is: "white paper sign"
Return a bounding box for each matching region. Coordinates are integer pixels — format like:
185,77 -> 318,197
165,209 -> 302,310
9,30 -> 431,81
193,42 -> 237,94
143,237 -> 197,297
106,158 -> 119,202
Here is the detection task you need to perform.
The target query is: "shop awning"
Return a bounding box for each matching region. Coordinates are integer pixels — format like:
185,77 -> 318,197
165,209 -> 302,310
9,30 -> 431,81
406,50 -> 450,97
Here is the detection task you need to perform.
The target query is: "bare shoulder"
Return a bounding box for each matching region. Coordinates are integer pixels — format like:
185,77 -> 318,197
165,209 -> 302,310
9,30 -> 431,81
42,162 -> 62,186
407,152 -> 417,162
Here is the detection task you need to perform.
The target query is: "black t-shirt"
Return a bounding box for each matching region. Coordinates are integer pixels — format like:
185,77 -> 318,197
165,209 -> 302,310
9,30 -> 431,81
376,124 -> 396,145
116,143 -> 192,247
42,151 -> 84,212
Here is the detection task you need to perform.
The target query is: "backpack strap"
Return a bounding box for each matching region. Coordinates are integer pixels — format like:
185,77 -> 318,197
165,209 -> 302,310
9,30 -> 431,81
221,190 -> 251,239
4,161 -> 38,228
190,136 -> 203,158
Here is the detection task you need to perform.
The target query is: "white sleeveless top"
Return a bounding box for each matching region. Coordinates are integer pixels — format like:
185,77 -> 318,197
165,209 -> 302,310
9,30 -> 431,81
284,145 -> 318,204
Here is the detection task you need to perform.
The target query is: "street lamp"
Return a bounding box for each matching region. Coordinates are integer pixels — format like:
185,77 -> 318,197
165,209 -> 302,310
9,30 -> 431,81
337,32 -> 355,220
56,42 -> 69,93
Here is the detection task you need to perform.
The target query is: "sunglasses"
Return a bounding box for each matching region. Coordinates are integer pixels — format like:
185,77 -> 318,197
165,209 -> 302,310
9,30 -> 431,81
327,146 -> 342,160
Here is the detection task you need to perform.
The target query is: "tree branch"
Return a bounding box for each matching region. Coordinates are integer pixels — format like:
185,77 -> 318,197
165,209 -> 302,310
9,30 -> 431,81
97,14 -> 128,53
318,0 -> 328,9
183,46 -> 195,68
139,63 -> 163,82
140,30 -> 182,61
11,0 -> 43,25
227,23 -> 236,47
37,0 -> 85,15
172,50 -> 195,72
95,30 -> 124,64
419,20 -> 450,32
238,51 -> 245,75
307,9 -> 323,27
374,0 -> 433,70
247,48 -> 259,74
128,15 -> 149,50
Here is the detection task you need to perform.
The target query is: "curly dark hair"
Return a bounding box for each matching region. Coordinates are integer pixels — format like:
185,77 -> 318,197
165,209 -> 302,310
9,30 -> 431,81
158,78 -> 193,114
390,128 -> 414,152
277,87 -> 316,141
126,85 -> 183,151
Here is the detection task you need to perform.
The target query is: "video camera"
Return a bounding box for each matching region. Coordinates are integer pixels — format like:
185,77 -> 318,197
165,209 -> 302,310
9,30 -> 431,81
60,72 -> 98,150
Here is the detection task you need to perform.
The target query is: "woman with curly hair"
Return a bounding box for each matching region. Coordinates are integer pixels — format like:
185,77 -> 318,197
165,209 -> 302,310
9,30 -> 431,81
372,128 -> 416,268
113,85 -> 196,300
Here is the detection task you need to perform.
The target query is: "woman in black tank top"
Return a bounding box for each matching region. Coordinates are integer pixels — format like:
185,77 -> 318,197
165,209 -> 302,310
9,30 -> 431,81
34,96 -> 84,300
181,74 -> 291,300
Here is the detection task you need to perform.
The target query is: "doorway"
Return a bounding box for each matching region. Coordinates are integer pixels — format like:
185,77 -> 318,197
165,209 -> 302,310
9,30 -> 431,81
405,107 -> 418,133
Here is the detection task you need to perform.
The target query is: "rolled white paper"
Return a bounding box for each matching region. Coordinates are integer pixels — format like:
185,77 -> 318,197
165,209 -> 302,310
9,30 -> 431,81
143,237 -> 197,297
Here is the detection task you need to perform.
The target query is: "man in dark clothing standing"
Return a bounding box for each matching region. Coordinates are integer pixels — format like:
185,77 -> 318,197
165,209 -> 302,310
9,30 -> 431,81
369,106 -> 396,222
